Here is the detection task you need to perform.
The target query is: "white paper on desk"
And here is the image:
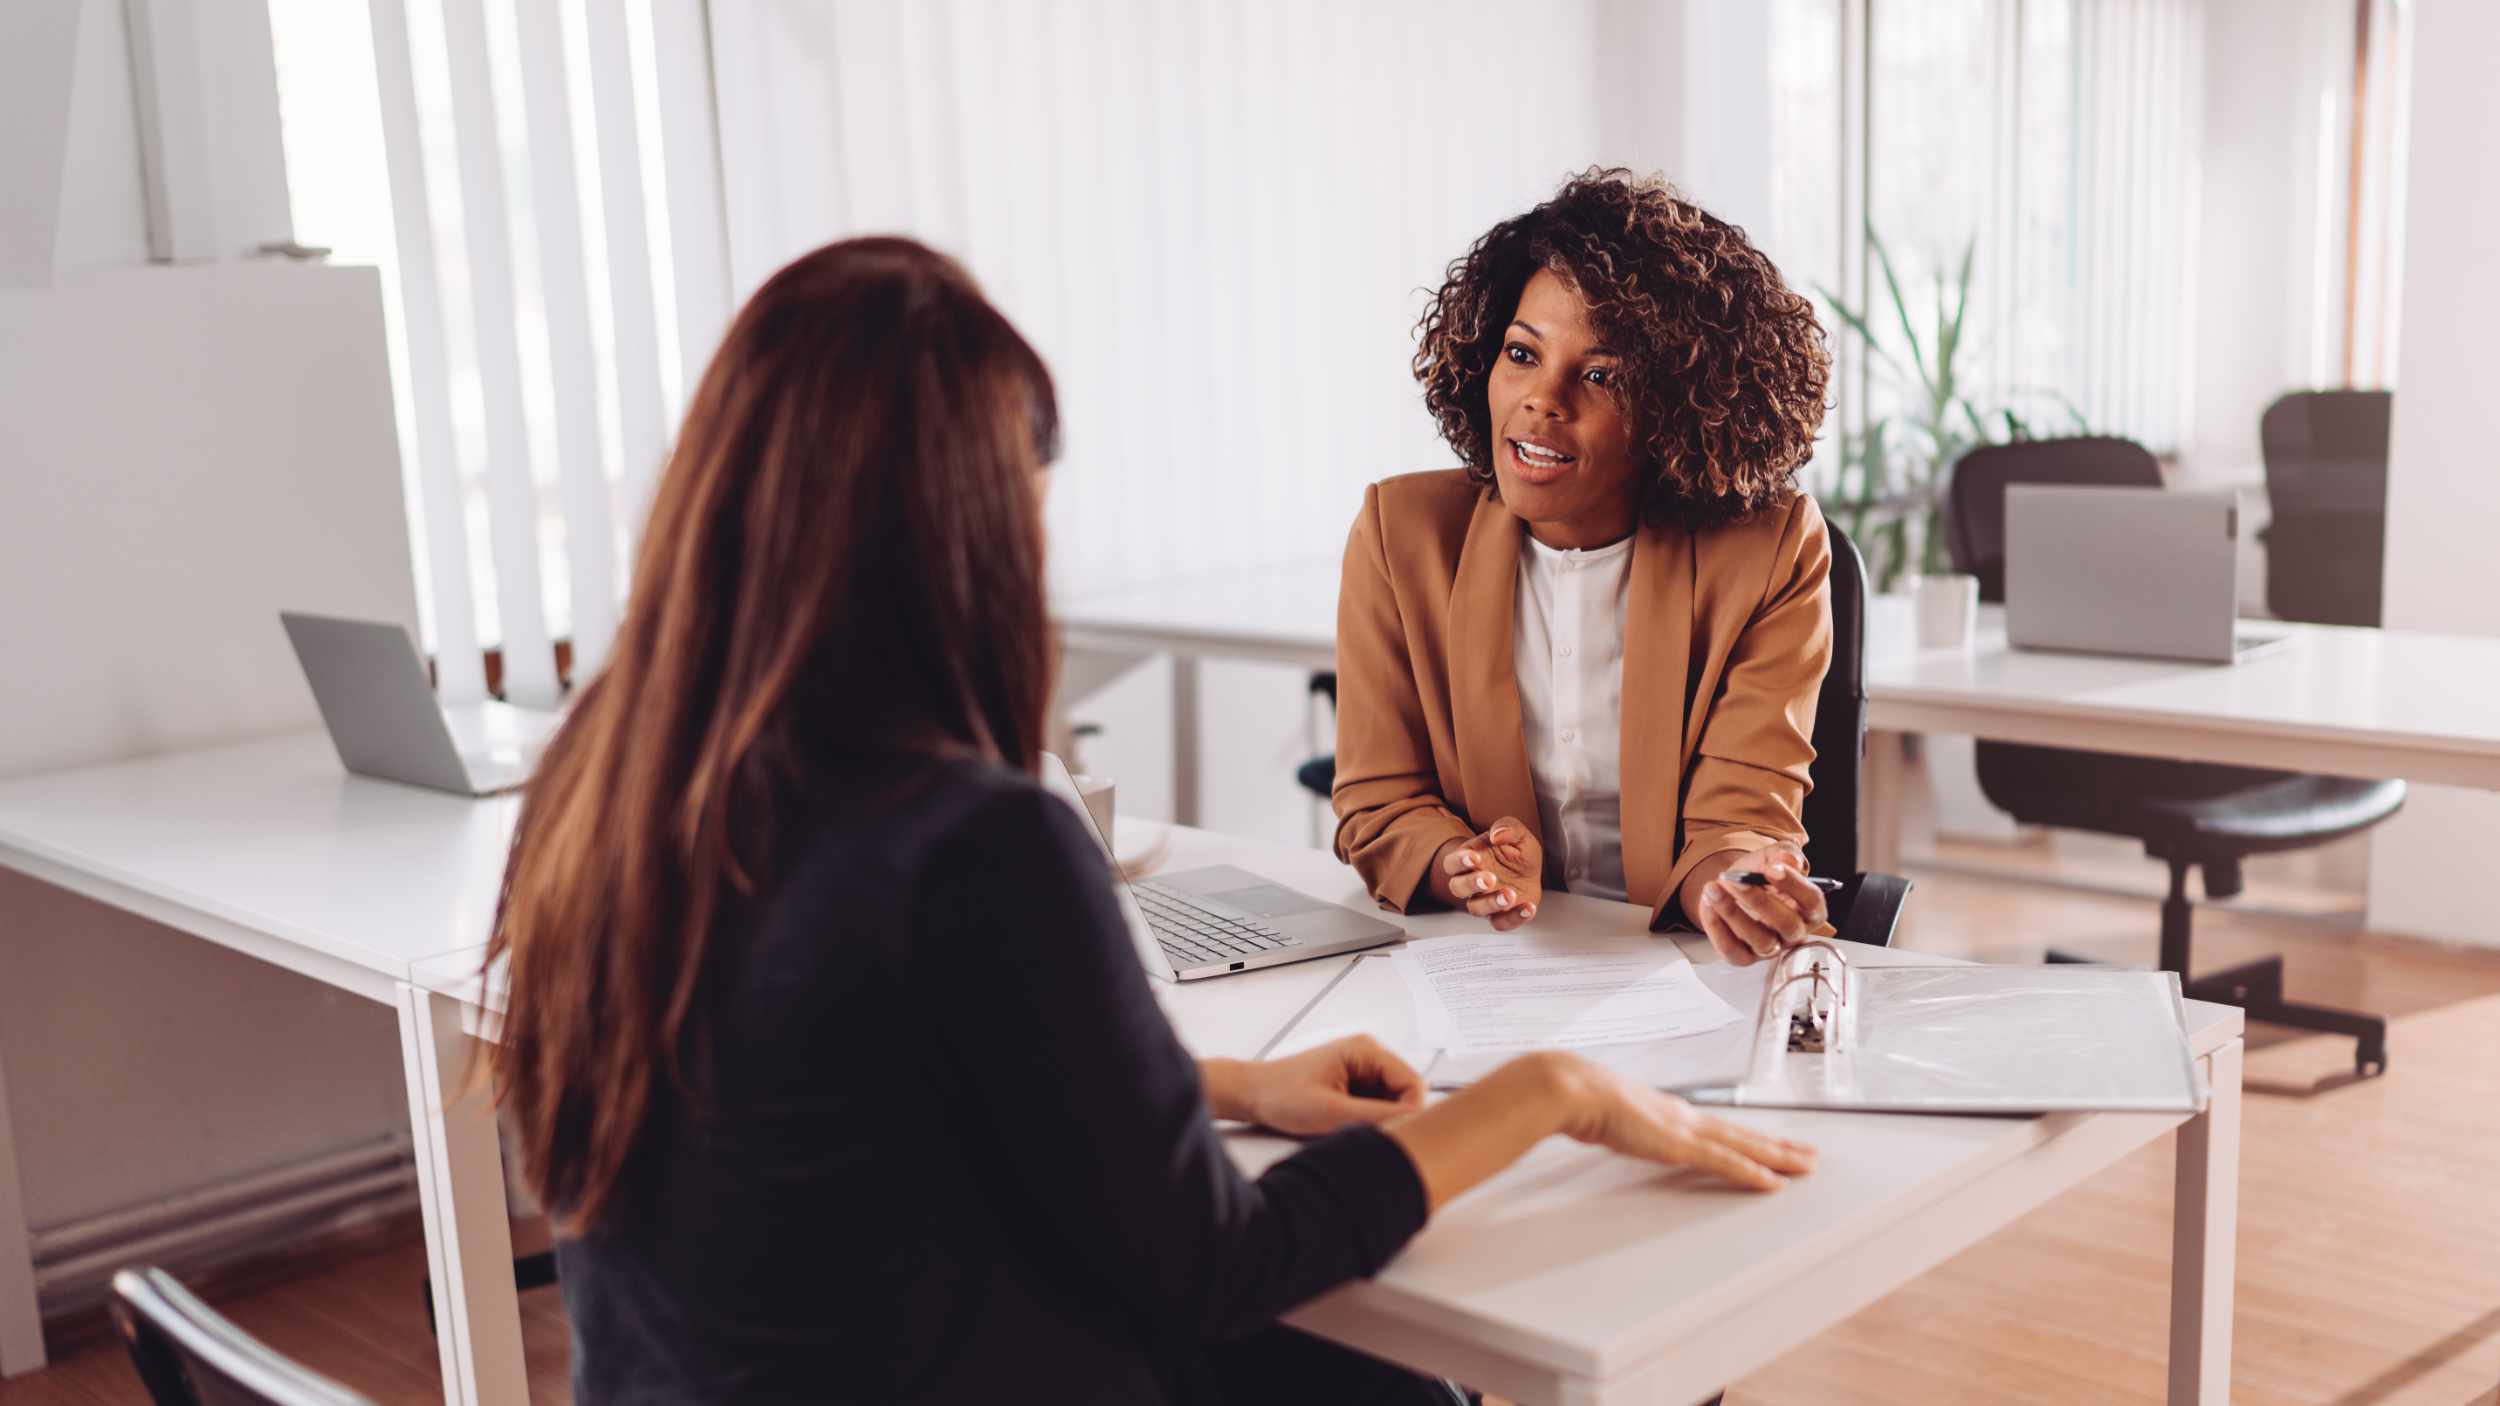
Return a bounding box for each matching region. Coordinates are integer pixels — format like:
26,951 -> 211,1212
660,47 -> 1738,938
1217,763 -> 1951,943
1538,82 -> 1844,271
1391,932 -> 1741,1054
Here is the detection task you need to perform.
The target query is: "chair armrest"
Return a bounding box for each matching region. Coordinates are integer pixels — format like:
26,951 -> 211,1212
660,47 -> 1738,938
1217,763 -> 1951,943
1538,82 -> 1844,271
1834,871 -> 1914,948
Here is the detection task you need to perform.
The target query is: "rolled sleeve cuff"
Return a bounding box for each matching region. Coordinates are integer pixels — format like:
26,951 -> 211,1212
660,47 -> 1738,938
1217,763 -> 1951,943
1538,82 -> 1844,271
1652,829 -> 1789,932
1351,809 -> 1474,914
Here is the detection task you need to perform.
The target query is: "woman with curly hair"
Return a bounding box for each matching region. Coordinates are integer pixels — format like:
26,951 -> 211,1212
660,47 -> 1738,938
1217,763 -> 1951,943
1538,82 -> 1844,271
1333,168 -> 1837,967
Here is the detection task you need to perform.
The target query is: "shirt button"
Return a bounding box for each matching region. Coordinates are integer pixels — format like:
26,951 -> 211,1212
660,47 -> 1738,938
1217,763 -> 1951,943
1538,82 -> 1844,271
1558,644 -> 1574,659
1559,727 -> 1577,743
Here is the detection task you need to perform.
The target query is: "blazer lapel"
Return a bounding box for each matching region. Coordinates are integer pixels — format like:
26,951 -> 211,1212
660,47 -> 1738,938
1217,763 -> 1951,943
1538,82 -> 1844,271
1620,521 -> 1695,907
1446,492 -> 1541,846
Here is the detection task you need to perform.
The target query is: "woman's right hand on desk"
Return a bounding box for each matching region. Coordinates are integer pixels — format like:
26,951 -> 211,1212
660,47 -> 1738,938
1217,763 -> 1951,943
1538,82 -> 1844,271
1384,1052 -> 1815,1213
1429,820 -> 1544,930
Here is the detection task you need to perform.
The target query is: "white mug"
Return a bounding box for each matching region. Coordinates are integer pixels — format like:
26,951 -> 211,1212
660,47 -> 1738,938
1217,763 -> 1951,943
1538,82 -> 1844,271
1914,572 -> 1979,651
1072,774 -> 1117,843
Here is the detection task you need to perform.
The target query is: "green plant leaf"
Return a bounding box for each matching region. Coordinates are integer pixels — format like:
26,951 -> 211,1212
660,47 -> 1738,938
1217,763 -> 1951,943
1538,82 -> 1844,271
1868,227 -> 1936,403
1814,284 -> 1911,383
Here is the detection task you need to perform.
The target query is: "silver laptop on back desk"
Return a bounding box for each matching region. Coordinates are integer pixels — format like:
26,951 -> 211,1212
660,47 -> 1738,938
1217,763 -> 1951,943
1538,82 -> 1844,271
2005,485 -> 2293,665
1039,753 -> 1402,981
281,612 -> 560,796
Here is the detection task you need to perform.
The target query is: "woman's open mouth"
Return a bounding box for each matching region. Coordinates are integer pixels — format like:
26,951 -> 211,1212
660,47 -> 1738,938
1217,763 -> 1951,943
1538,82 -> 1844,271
1508,437 -> 1578,485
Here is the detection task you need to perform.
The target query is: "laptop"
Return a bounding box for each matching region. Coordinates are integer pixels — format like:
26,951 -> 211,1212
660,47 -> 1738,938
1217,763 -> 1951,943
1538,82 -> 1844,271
1038,753 -> 1403,981
2005,486 -> 2294,664
280,612 -> 562,796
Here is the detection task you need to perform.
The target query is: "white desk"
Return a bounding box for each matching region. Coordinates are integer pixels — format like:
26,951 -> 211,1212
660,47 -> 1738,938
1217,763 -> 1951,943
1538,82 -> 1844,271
1056,561 -> 2500,871
416,818 -> 2246,1406
0,734 -> 528,1401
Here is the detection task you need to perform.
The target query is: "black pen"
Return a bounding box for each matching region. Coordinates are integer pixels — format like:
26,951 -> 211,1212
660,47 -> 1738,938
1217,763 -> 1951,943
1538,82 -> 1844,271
1734,870 -> 1845,894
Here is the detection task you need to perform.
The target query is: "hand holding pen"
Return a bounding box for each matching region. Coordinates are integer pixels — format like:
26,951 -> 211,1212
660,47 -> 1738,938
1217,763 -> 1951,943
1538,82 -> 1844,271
1688,845 -> 1837,965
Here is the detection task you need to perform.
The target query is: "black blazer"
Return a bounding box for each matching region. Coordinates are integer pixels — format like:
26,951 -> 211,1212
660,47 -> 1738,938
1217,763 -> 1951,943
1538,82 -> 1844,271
555,757 -> 1428,1404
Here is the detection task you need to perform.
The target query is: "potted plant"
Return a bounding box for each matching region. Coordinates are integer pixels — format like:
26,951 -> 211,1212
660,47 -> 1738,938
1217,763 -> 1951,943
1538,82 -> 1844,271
1817,227 -> 2089,596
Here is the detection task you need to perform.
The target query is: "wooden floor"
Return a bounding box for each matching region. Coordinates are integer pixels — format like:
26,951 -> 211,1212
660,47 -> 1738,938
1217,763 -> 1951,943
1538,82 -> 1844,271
8,848 -> 2500,1405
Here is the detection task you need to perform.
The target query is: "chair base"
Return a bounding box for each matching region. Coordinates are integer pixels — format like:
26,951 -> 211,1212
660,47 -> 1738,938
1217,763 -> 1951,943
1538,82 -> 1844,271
2183,955 -> 2388,1078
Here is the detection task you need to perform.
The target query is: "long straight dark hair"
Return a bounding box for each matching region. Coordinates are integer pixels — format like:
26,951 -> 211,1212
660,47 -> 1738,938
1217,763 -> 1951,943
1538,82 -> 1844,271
486,237 -> 1059,1231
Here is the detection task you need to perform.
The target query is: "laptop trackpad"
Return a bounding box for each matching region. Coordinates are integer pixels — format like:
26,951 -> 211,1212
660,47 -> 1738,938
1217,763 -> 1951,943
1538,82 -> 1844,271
1160,865 -> 1329,917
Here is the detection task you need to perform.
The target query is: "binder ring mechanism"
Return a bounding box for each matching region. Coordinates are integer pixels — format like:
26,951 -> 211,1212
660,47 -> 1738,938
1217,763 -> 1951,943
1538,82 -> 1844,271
1762,940 -> 1852,1054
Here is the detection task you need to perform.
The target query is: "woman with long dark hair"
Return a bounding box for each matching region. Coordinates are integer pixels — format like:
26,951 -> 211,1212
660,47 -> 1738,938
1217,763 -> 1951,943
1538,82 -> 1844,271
487,236 -> 1812,1404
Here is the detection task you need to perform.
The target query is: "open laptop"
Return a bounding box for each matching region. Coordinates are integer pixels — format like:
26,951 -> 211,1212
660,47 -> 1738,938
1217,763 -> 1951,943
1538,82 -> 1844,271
2005,486 -> 2294,664
280,612 -> 562,796
1039,753 -> 1402,981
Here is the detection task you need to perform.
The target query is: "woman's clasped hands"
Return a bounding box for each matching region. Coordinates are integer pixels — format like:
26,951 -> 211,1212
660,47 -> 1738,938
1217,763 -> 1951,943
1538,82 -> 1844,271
1429,819 -> 1544,930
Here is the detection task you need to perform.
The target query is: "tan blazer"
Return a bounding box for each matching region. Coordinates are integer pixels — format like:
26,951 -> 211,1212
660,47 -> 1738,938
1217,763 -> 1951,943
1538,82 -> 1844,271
1331,469 -> 1833,929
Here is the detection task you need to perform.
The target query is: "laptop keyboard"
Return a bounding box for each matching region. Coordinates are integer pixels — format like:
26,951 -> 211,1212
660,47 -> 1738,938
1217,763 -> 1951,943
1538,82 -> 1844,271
1133,881 -> 1290,970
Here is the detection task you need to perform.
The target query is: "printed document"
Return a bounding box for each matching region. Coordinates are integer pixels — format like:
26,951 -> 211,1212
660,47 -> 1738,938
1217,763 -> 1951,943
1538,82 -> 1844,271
1391,931 -> 1742,1054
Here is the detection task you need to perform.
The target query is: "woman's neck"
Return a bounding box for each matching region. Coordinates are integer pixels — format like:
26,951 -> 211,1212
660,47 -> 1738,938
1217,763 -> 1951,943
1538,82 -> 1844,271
1524,512 -> 1638,553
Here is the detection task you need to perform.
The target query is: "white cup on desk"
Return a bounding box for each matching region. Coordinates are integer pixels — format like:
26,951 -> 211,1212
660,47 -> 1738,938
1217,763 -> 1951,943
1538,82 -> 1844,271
1071,773 -> 1117,843
1912,572 -> 1979,651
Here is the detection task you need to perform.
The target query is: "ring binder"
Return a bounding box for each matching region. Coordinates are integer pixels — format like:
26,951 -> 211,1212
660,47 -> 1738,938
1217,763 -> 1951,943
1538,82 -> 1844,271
1763,940 -> 1850,1054
1730,957 -> 2206,1114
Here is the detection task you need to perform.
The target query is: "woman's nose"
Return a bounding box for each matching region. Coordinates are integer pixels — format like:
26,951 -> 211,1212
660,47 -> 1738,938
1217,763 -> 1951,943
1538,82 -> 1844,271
1519,367 -> 1572,419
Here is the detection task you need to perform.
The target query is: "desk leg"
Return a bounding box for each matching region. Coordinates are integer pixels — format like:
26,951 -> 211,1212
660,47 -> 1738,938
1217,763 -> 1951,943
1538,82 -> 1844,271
2169,1037 -> 2243,1405
398,984 -> 528,1406
1862,729 -> 1908,876
0,1047 -> 42,1378
1172,653 -> 1202,827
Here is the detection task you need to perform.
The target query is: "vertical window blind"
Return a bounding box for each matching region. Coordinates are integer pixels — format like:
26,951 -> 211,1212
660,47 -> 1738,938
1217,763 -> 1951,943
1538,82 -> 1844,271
703,0 -> 1617,602
1767,0 -> 2207,468
277,0 -> 731,706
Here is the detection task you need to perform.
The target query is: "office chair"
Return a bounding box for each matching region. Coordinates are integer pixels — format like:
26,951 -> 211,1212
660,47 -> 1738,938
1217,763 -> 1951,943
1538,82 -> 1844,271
1945,437 -> 2403,1075
2259,389 -> 2392,627
1295,671 -> 1337,802
1294,519 -> 1912,945
111,1266 -> 375,1406
1809,519 -> 1914,946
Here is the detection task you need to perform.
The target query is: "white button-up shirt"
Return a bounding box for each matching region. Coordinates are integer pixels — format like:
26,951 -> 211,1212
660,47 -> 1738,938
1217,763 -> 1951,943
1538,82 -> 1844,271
1513,532 -> 1632,902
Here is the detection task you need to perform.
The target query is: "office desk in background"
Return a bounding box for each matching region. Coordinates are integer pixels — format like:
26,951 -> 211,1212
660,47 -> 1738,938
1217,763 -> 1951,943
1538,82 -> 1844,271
1055,560 -> 2500,872
0,735 -> 525,1402
417,818 -> 2246,1406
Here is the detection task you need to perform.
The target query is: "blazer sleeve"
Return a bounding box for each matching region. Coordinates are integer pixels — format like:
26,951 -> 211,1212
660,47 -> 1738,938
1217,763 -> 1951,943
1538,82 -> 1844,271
1658,495 -> 1834,922
1330,483 -> 1474,912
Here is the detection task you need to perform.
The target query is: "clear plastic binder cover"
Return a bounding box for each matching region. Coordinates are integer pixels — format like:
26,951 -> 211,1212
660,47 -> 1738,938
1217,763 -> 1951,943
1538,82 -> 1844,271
1740,966 -> 2206,1114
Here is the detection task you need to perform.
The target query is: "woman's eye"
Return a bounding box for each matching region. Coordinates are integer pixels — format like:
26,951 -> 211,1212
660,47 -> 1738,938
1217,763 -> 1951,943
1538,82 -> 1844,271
1503,343 -> 1533,366
1584,366 -> 1613,386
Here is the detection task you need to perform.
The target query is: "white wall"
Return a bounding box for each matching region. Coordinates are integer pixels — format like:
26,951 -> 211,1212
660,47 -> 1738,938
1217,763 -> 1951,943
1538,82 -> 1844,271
2182,0 -> 2346,484
2365,0 -> 2500,947
52,0 -> 153,274
0,4 -> 423,1328
0,1 -> 79,286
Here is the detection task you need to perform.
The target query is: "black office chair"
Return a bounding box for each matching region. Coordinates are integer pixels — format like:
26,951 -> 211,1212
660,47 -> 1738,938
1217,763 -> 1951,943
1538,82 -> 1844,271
1290,519 -> 1912,945
1295,671 -> 1338,801
1810,519 -> 1914,946
111,1266 -> 375,1406
2259,389 -> 2391,627
1945,437 -> 2404,1075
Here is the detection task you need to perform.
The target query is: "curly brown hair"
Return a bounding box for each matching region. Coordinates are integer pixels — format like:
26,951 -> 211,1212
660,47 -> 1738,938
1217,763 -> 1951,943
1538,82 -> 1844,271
1414,168 -> 1829,529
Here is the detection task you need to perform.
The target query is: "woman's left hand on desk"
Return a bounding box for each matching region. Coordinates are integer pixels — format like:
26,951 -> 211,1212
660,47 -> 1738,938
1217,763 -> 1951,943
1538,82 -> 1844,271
1203,1036 -> 1428,1136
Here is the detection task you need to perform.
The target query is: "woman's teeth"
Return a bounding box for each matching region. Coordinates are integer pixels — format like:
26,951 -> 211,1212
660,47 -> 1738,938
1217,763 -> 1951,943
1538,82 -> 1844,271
1514,441 -> 1574,466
